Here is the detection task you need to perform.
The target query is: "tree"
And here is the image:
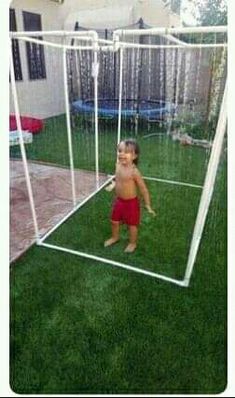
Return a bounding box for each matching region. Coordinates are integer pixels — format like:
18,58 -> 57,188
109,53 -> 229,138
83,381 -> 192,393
162,0 -> 182,15
190,0 -> 227,26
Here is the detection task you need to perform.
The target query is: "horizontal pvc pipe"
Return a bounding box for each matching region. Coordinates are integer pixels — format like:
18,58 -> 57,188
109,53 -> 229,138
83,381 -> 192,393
40,242 -> 186,287
114,25 -> 227,38
161,33 -> 190,46
10,29 -> 227,52
17,36 -> 226,51
15,36 -> 93,50
107,174 -> 202,189
100,45 -> 117,52
143,176 -> 203,189
10,30 -> 98,38
40,175 -> 113,243
98,38 -> 113,44
10,27 -> 227,41
119,42 -> 227,49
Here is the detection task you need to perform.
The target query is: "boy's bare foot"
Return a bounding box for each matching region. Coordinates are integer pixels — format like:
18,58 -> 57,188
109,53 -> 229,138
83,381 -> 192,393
124,243 -> 137,253
104,238 -> 119,247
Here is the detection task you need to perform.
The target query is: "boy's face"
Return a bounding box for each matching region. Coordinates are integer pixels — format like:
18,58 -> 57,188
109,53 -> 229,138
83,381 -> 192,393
117,142 -> 137,166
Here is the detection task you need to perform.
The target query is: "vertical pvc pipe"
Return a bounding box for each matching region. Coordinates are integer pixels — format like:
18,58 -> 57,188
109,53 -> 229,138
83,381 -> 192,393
74,39 -> 80,97
175,48 -> 181,110
183,80 -> 227,287
94,50 -> 99,187
117,47 -> 123,144
93,37 -> 99,187
63,47 -> 76,207
166,37 -> 175,135
10,40 -> 40,243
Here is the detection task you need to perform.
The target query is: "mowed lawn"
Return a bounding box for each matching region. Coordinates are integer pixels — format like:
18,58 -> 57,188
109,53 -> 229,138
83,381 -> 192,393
10,115 -> 227,394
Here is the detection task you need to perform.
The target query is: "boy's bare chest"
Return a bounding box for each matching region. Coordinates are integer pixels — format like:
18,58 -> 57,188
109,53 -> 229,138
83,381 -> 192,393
116,165 -> 135,181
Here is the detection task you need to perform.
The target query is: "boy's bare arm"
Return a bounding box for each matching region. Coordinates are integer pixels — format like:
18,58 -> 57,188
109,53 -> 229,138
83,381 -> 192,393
105,179 -> 116,192
133,169 -> 156,215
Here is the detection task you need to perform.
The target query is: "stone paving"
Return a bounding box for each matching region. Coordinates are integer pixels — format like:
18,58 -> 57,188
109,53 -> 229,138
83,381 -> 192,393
10,160 -> 108,262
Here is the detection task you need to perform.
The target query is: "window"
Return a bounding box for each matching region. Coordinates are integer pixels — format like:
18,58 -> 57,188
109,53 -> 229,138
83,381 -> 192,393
23,11 -> 46,80
10,9 -> 23,81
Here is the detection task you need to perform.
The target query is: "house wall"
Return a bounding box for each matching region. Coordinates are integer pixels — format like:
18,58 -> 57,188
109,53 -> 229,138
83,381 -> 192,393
10,0 -> 66,119
132,0 -> 180,27
61,0 -> 181,29
10,0 -> 181,119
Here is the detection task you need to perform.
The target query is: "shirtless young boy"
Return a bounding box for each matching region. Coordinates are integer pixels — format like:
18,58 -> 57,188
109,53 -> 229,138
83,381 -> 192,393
104,139 -> 155,253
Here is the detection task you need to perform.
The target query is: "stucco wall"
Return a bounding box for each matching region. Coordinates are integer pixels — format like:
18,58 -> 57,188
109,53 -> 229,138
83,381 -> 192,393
10,0 -> 181,119
61,0 -> 180,29
10,0 -> 64,29
10,0 -> 65,118
132,0 -> 180,27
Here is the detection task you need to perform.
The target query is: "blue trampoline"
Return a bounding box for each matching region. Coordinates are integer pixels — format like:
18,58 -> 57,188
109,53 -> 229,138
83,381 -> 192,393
72,98 -> 176,121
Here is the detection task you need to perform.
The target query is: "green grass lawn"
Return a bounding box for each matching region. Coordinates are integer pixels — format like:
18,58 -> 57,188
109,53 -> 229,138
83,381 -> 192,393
45,181 -> 201,280
10,114 -> 209,185
10,115 -> 227,394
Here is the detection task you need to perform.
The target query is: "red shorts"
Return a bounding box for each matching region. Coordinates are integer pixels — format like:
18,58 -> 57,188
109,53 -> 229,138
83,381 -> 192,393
111,197 -> 140,226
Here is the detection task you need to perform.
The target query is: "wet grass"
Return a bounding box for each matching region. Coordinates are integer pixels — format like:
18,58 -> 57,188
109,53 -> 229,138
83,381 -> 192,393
10,115 -> 227,394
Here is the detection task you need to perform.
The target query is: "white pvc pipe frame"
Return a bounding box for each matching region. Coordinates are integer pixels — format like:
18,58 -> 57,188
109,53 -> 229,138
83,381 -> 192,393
10,27 -> 227,287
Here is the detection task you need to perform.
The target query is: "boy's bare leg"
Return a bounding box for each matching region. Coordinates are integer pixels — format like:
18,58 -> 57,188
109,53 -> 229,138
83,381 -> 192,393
104,221 -> 120,247
125,225 -> 138,253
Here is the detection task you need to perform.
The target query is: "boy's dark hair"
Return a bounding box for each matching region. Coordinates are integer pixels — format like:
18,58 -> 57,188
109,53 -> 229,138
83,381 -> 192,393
123,138 -> 140,165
